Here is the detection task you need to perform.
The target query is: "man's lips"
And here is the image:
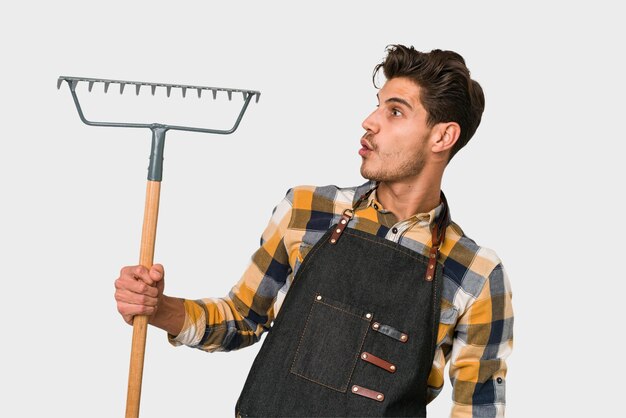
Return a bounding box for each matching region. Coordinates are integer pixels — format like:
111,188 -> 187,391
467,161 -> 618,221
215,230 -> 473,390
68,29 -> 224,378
359,138 -> 373,157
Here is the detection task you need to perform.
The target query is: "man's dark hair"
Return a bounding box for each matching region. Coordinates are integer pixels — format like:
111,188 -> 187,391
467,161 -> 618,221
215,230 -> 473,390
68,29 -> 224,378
373,44 -> 485,161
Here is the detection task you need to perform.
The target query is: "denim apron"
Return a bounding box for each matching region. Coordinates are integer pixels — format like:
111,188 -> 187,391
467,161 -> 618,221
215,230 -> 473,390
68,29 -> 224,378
236,190 -> 450,417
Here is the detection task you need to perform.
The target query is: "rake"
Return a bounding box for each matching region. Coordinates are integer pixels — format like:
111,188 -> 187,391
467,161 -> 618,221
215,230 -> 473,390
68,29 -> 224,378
58,76 -> 260,418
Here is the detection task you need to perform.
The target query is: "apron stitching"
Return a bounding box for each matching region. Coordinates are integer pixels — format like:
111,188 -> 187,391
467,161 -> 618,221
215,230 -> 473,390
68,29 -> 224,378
289,296 -> 371,393
289,371 -> 350,393
289,296 -> 317,376
316,300 -> 372,319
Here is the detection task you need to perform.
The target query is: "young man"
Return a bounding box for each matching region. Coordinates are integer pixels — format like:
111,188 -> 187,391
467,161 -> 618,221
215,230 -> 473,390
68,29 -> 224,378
115,45 -> 513,417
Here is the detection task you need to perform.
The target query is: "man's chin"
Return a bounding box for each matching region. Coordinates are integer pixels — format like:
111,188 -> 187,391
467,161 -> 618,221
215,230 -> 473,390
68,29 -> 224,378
360,168 -> 381,182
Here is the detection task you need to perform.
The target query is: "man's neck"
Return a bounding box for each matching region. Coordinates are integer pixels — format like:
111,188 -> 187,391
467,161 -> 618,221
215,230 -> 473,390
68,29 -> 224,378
376,176 -> 442,222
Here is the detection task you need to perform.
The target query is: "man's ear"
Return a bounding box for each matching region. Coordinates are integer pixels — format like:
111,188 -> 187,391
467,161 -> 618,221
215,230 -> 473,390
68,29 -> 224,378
431,122 -> 461,154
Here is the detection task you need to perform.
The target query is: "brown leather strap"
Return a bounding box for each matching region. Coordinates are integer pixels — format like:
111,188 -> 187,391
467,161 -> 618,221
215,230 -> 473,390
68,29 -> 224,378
329,209 -> 353,244
329,185 -> 378,245
431,191 -> 451,248
425,246 -> 439,282
425,191 -> 451,281
360,351 -> 397,373
350,384 -> 385,402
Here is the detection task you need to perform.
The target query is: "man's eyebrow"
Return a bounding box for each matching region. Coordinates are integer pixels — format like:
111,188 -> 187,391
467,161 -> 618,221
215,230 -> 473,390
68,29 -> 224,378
385,97 -> 413,110
376,93 -> 414,110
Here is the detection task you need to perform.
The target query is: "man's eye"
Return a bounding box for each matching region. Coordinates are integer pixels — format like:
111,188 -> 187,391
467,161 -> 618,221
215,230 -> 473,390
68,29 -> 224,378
391,108 -> 402,117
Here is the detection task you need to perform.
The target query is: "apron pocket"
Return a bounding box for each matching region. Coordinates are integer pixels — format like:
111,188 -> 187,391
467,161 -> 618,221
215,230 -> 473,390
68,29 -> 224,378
290,293 -> 372,392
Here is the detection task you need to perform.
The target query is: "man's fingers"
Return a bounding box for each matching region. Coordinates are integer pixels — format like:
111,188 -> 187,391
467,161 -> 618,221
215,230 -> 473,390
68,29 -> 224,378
115,286 -> 158,306
134,265 -> 155,286
149,264 -> 164,283
121,265 -> 146,278
120,265 -> 155,286
114,277 -> 159,298
118,305 -> 156,325
116,291 -> 158,318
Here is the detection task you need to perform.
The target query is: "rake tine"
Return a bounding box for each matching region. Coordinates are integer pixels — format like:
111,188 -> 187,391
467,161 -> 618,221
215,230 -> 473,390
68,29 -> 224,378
57,78 -> 63,89
243,92 -> 248,101
227,91 -> 232,101
136,84 -> 141,95
197,88 -> 202,98
182,87 -> 187,98
120,83 -> 126,94
151,85 -> 156,96
166,86 -> 172,97
212,89 -> 217,100
104,82 -> 111,93
88,81 -> 95,92
255,92 -> 261,103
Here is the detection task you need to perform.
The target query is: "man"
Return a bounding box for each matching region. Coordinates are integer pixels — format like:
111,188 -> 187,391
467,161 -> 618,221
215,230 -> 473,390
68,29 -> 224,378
115,44 -> 513,417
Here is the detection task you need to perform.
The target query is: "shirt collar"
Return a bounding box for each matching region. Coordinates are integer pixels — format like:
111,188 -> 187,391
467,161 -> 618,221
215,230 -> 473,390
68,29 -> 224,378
353,180 -> 446,227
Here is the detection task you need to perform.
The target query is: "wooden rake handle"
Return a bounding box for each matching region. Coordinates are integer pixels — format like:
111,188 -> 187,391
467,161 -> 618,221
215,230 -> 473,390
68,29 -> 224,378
126,180 -> 161,418
57,76 -> 259,417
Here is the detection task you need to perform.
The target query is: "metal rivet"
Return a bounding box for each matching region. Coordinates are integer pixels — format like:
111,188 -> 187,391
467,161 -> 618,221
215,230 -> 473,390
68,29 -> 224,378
335,228 -> 341,234
390,365 -> 396,371
316,295 -> 322,301
365,313 -> 372,319
330,239 -> 336,244
352,386 -> 359,392
373,323 -> 379,330
361,353 -> 367,359
429,265 -> 434,269
431,253 -> 436,258
400,335 -> 407,341
341,219 -> 347,224
426,275 -> 432,281
376,394 -> 383,400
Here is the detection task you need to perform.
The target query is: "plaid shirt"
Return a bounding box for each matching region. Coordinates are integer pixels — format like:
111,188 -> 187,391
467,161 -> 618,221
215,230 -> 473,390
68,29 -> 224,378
170,181 -> 514,417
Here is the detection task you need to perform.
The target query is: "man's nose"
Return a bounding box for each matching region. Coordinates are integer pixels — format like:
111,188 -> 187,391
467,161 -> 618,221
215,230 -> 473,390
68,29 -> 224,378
362,109 -> 380,134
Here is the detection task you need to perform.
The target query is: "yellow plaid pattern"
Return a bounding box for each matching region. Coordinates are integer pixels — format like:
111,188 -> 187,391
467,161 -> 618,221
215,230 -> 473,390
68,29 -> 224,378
169,181 -> 513,417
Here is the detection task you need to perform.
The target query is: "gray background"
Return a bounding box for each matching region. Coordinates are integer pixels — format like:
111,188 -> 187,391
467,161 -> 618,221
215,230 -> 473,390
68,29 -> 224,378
1,1 -> 624,417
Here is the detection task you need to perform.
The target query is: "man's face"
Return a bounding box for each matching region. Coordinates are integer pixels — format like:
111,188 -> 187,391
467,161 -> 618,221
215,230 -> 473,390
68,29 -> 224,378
359,77 -> 434,183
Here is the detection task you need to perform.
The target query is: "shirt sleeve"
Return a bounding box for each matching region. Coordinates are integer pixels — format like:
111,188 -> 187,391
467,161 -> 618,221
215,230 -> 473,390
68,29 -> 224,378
448,263 -> 514,418
168,190 -> 294,352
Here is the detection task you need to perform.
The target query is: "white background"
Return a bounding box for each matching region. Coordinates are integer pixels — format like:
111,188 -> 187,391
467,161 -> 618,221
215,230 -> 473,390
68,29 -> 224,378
1,1 -> 624,417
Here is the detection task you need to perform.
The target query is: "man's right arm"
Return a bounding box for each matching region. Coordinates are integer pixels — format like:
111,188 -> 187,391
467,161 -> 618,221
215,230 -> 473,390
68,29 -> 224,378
114,190 -> 295,352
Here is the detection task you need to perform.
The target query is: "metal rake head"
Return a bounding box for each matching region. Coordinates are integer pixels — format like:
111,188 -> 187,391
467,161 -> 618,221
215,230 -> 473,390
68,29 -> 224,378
57,76 -> 260,135
58,76 -> 261,181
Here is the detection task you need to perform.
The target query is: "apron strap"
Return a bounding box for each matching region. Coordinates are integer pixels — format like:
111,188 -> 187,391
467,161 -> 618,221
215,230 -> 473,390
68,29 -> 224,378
329,187 -> 451,282
329,185 -> 378,245
425,191 -> 450,281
